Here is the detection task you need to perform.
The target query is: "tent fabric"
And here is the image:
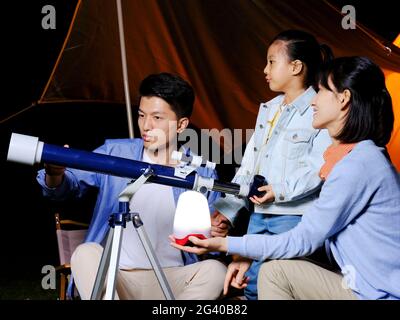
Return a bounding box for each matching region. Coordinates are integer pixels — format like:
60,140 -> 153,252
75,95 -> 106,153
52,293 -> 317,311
385,70 -> 400,169
39,0 -> 400,169
384,34 -> 400,169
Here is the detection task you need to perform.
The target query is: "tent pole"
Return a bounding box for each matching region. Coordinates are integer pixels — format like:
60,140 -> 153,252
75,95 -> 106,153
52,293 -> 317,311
116,0 -> 134,138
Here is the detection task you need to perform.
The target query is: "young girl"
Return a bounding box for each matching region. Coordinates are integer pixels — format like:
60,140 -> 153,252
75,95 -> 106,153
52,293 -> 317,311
172,56 -> 400,300
212,30 -> 333,299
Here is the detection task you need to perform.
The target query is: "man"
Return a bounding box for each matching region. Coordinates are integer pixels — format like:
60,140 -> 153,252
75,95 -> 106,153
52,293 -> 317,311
37,73 -> 227,299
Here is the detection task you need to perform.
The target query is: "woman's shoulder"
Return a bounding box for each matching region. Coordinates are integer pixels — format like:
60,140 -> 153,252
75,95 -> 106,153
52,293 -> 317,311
333,140 -> 392,178
350,140 -> 386,160
327,140 -> 399,199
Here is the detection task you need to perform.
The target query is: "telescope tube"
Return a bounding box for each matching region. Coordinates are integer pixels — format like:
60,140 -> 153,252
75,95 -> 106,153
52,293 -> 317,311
7,133 -> 248,196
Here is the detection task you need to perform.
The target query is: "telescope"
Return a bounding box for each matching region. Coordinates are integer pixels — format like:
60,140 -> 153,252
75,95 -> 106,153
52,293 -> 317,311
7,132 -> 268,300
7,133 -> 265,198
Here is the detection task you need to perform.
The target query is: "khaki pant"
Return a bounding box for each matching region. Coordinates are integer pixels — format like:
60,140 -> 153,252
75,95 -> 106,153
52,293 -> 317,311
258,259 -> 357,300
71,242 -> 227,300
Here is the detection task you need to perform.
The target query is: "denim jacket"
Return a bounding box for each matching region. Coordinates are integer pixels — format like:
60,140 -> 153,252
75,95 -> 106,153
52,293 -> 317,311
37,138 -> 220,265
214,87 -> 332,225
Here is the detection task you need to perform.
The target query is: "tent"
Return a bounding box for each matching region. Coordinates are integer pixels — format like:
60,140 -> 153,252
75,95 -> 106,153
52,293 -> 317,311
0,0 -> 398,300
10,0 -> 400,169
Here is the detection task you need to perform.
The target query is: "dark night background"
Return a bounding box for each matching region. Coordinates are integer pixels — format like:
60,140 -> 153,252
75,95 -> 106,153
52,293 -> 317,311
0,0 -> 398,299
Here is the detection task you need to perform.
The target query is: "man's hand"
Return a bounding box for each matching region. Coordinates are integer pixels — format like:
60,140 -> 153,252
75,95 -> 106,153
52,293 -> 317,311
44,163 -> 66,177
44,144 -> 69,187
211,210 -> 231,237
170,235 -> 228,254
223,257 -> 252,295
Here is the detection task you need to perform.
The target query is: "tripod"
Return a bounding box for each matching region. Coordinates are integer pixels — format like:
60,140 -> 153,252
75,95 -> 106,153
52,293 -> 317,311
90,168 -> 175,300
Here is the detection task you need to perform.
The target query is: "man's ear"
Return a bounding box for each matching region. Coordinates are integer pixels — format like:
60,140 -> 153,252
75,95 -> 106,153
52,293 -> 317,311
291,60 -> 304,76
177,117 -> 189,133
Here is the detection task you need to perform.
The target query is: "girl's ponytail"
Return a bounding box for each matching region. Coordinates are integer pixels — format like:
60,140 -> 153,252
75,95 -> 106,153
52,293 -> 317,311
320,44 -> 334,65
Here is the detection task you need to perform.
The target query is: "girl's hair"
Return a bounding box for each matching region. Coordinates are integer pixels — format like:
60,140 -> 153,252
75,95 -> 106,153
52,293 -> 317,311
271,30 -> 333,89
318,56 -> 394,147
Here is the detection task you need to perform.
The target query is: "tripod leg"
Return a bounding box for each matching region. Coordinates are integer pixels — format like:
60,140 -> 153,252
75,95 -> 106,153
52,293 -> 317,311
90,227 -> 114,300
132,213 -> 175,300
104,225 -> 123,300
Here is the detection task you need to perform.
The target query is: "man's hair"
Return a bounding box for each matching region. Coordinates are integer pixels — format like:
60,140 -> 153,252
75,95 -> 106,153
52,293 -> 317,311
139,72 -> 195,118
318,56 -> 394,147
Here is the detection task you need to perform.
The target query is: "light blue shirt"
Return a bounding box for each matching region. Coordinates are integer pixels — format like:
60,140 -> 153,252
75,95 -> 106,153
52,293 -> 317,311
228,140 -> 400,299
37,138 -> 220,265
214,87 -> 332,224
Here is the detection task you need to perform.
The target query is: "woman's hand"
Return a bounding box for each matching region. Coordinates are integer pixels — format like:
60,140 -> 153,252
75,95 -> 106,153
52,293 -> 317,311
223,257 -> 252,295
249,185 -> 275,205
169,235 -> 228,254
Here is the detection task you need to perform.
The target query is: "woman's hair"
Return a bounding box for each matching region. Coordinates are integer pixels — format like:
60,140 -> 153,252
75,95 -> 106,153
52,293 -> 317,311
139,72 -> 195,118
318,56 -> 394,147
271,30 -> 333,89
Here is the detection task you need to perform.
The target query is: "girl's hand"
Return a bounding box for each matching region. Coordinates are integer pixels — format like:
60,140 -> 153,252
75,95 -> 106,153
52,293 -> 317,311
249,185 -> 275,205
